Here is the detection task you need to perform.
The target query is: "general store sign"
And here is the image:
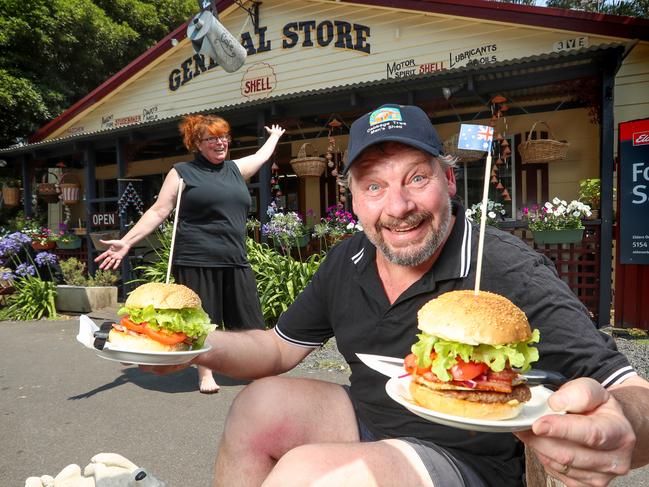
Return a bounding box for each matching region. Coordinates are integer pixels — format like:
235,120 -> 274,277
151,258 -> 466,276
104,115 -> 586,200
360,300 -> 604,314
168,19 -> 371,91
619,118 -> 649,264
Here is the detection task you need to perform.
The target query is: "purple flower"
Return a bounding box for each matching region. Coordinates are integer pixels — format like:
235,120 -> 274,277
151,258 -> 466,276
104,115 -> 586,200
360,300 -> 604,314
35,252 -> 58,266
1,271 -> 14,281
15,263 -> 36,277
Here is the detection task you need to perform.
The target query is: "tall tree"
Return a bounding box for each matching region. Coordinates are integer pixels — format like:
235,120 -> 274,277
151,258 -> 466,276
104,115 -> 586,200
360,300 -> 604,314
544,0 -> 648,17
0,0 -> 196,149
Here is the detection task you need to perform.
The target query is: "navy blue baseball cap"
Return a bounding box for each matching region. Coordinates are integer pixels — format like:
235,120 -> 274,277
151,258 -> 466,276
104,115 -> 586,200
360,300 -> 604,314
343,104 -> 444,174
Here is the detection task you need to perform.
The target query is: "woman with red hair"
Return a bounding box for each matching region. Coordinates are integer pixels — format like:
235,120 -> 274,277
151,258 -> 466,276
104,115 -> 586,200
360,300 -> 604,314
96,114 -> 285,393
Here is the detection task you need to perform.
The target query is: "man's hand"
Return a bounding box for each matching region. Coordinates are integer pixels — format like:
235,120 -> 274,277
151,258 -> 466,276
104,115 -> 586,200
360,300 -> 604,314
515,377 -> 636,485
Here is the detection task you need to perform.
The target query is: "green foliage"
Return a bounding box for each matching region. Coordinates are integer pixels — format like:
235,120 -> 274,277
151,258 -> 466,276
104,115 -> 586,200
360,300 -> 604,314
1,274 -> 57,320
59,257 -> 87,285
129,221 -> 174,284
59,257 -> 119,286
578,178 -> 601,208
246,237 -> 322,326
544,0 -> 648,18
0,0 -> 197,147
91,269 -> 120,286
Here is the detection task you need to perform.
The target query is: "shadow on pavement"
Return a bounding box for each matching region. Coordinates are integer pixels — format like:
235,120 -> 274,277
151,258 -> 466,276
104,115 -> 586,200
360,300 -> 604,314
68,367 -> 250,399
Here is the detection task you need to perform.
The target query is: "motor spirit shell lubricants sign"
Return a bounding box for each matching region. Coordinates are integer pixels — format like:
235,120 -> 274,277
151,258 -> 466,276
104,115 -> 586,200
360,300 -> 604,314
619,118 -> 649,264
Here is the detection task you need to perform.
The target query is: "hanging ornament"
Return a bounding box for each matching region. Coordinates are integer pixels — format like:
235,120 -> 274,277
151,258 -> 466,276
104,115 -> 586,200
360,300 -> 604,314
496,182 -> 504,190
491,175 -> 498,183
118,182 -> 145,217
502,189 -> 511,201
271,162 -> 279,172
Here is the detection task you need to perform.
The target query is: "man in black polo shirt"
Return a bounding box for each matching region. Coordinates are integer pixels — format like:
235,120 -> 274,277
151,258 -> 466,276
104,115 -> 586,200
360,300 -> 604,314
146,104 -> 649,487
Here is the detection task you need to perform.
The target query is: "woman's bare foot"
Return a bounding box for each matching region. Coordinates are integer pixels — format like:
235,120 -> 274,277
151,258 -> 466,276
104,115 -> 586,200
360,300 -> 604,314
197,365 -> 220,394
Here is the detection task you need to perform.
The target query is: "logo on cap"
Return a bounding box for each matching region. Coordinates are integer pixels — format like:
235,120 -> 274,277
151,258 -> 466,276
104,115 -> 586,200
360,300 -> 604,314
369,107 -> 402,126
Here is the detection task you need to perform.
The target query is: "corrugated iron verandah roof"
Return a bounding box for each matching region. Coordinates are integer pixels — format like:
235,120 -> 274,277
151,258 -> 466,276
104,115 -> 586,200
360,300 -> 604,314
0,42 -> 627,158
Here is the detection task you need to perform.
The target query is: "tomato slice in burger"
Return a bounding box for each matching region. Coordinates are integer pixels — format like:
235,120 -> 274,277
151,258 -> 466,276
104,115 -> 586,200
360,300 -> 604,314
120,316 -> 146,334
142,327 -> 188,345
120,316 -> 187,345
450,358 -> 488,381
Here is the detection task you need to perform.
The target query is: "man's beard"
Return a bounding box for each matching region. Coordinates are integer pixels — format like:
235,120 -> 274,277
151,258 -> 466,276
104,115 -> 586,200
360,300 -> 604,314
365,197 -> 453,266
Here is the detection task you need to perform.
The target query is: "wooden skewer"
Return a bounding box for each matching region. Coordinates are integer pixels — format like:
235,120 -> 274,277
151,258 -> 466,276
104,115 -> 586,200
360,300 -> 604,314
474,151 -> 493,295
166,178 -> 184,284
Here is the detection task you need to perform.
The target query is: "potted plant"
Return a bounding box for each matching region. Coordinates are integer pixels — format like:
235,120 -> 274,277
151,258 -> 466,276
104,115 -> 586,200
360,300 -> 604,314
465,200 -> 507,228
29,227 -> 56,251
55,257 -> 119,313
578,178 -> 601,219
54,232 -> 82,250
1,177 -> 21,207
523,197 -> 592,245
261,203 -> 309,255
315,204 -> 363,249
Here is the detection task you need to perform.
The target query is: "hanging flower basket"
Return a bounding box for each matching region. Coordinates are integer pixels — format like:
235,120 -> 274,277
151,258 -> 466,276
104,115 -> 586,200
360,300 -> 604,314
290,143 -> 326,178
532,228 -> 584,245
1,186 -> 20,207
59,172 -> 81,205
36,174 -> 60,203
518,121 -> 569,164
443,133 -> 486,162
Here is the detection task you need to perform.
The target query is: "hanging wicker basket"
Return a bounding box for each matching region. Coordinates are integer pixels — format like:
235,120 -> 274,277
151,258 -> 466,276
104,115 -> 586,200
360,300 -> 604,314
59,172 -> 81,205
518,121 -> 569,164
443,133 -> 486,162
290,143 -> 326,178
1,187 -> 20,207
36,174 -> 60,203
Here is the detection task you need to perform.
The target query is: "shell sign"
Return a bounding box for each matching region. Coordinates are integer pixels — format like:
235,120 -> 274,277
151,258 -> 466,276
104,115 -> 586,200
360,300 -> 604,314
241,62 -> 277,99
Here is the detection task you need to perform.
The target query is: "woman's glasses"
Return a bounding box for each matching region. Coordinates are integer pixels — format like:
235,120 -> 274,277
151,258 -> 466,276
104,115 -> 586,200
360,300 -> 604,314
200,135 -> 231,144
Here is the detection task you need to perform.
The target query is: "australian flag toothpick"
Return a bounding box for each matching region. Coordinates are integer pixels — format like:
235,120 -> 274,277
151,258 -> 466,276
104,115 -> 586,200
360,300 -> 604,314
458,124 -> 494,152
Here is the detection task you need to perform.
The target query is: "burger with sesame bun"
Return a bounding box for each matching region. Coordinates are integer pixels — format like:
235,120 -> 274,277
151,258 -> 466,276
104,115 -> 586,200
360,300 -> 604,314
405,290 -> 540,420
109,283 -> 215,352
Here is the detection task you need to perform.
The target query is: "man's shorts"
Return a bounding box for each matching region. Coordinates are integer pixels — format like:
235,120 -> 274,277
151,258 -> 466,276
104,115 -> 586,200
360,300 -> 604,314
344,386 -> 486,487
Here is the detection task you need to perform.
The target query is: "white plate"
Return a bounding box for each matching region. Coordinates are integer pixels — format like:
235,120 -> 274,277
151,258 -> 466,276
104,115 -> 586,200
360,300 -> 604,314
385,375 -> 559,433
94,344 -> 212,366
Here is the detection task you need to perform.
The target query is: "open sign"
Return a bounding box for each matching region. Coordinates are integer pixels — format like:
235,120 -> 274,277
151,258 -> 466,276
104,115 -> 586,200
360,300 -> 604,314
91,212 -> 117,228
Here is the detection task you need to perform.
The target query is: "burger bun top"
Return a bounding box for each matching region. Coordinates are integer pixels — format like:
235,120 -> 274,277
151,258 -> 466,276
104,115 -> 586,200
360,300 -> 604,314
125,282 -> 201,310
417,290 -> 531,346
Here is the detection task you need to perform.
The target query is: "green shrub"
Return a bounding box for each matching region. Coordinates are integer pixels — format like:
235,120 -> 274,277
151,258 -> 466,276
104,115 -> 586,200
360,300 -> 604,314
129,221 -> 174,284
59,258 -> 119,286
59,258 -> 87,286
1,275 -> 57,320
246,237 -> 322,326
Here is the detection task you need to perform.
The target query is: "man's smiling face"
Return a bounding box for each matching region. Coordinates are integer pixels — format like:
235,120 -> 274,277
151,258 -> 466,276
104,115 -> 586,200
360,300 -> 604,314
350,142 -> 456,266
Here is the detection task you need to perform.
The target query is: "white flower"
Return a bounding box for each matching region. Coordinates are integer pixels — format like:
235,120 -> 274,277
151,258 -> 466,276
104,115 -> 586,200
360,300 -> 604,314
552,197 -> 561,205
545,202 -> 553,209
488,211 -> 496,219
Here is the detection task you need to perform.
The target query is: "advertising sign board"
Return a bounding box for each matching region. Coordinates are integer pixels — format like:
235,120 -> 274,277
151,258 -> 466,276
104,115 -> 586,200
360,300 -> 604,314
619,118 -> 649,264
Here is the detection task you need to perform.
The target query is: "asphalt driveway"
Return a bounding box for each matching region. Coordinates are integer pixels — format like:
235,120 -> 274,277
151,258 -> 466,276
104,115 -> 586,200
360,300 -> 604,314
1,316 -> 647,486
